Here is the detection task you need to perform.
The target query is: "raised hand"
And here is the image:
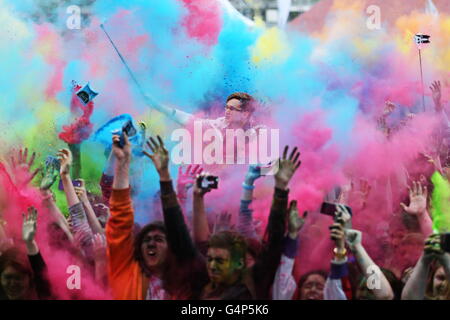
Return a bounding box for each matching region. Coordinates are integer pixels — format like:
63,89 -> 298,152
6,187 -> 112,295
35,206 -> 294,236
143,135 -> 169,179
112,132 -> 132,163
74,179 -> 88,203
57,148 -> 73,176
334,204 -> 352,229
430,80 -> 442,110
288,200 -> 306,239
349,179 -> 371,210
423,233 -> 444,263
383,101 -> 396,115
420,152 -> 436,165
22,206 -> 37,243
193,172 -> 214,197
274,146 -> 301,190
329,203 -> 351,251
400,181 -> 427,216
10,147 -> 40,186
329,221 -> 346,251
245,164 -> 264,185
40,156 -> 59,190
178,164 -> 203,194
345,229 -> 362,251
213,211 -> 234,233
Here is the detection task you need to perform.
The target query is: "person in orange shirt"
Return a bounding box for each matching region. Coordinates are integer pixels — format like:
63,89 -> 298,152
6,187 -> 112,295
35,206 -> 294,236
105,132 -> 166,299
106,133 -> 207,300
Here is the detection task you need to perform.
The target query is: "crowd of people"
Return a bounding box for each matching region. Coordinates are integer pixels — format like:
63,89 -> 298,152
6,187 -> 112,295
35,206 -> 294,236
0,83 -> 450,300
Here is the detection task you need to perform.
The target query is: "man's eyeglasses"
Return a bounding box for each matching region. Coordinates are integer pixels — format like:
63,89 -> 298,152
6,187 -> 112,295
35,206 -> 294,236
225,105 -> 244,112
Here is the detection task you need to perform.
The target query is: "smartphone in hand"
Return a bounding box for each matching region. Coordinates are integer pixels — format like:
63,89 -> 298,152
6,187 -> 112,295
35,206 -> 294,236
58,179 -> 82,191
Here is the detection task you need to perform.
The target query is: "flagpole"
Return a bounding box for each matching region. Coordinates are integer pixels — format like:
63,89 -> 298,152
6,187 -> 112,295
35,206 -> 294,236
100,23 -> 190,125
419,48 -> 426,112
100,24 -> 148,100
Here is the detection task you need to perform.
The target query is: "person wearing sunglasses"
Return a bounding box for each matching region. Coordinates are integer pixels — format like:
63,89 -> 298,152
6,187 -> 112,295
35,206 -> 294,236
152,91 -> 259,131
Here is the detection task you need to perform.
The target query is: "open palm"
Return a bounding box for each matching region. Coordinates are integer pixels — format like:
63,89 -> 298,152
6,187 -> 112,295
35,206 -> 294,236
22,207 -> 37,242
400,181 -> 427,215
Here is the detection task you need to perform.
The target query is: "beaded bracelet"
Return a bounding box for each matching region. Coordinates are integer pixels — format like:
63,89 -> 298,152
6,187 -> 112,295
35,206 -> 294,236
242,182 -> 255,190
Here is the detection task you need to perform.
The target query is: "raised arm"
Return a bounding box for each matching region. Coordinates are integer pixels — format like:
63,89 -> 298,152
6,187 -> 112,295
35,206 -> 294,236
237,165 -> 264,239
324,210 -> 349,301
177,164 -> 202,229
105,133 -> 136,289
22,207 -> 52,299
272,200 -> 305,300
346,229 -> 394,300
75,179 -> 104,234
58,149 -> 94,259
253,145 -> 302,299
192,172 -> 214,243
92,233 -> 108,288
58,148 -> 80,208
142,94 -> 194,126
40,190 -> 74,243
22,206 -> 39,256
430,80 -> 443,113
143,135 -> 197,261
99,149 -> 115,207
266,146 -> 302,249
39,157 -> 73,242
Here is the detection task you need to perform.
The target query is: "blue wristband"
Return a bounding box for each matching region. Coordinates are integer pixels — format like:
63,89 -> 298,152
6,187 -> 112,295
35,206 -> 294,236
242,182 -> 255,190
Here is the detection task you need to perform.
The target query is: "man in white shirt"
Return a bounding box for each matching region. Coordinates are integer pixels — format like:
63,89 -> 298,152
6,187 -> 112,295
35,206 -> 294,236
149,92 -> 261,131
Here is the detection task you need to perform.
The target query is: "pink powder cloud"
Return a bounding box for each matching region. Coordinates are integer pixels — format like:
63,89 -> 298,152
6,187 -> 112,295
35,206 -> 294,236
180,0 -> 222,46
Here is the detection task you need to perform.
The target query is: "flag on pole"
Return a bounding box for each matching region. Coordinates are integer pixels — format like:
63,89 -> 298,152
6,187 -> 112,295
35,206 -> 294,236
414,34 -> 431,45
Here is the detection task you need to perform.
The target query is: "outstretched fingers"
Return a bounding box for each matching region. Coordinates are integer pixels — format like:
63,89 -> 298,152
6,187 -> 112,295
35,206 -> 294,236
28,151 -> 36,167
23,148 -> 28,164
288,147 -> 298,161
157,135 -> 165,148
282,145 -> 288,160
193,165 -> 203,176
147,138 -> 157,153
19,149 -> 23,164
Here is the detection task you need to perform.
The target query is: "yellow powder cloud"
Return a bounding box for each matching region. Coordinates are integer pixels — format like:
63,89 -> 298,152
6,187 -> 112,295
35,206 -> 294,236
251,27 -> 290,65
